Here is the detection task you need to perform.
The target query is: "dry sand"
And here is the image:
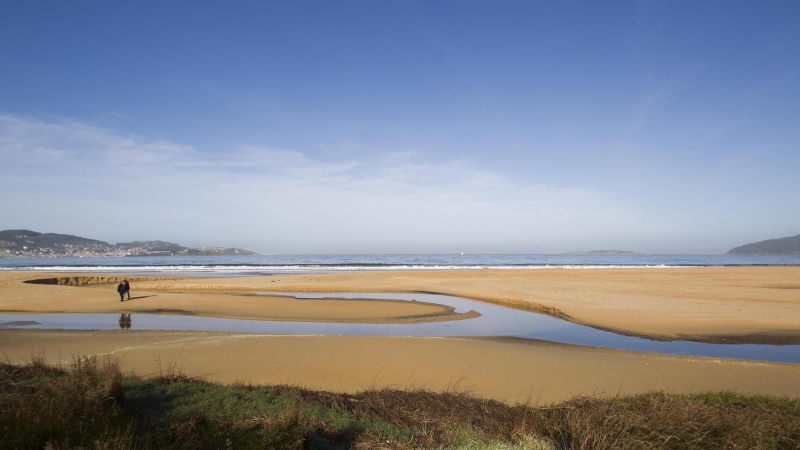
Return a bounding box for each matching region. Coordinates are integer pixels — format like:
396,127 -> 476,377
0,272 -> 477,324
1,268 -> 799,404
2,329 -> 799,405
3,267 -> 798,342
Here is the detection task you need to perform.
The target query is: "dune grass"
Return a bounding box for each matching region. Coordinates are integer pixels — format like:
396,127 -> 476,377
1,356 -> 798,449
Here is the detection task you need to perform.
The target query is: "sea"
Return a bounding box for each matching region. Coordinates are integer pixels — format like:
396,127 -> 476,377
0,253 -> 798,276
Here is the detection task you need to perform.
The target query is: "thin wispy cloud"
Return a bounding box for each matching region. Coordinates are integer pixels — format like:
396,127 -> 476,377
1,2 -> 798,253
0,115 -> 659,253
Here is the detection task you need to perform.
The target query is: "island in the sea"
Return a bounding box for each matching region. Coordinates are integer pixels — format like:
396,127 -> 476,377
727,233 -> 800,255
0,229 -> 259,258
567,250 -> 642,255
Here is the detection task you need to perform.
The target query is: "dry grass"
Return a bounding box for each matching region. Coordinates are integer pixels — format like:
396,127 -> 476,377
1,357 -> 799,449
0,355 -> 132,450
536,393 -> 800,449
297,388 -> 800,449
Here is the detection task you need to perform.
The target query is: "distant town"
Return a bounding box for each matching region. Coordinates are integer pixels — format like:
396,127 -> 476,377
0,229 -> 258,258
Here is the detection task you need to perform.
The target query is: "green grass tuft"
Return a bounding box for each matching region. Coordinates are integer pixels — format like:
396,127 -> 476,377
1,358 -> 798,449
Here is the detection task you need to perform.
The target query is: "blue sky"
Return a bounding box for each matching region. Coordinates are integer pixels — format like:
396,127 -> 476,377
1,0 -> 798,253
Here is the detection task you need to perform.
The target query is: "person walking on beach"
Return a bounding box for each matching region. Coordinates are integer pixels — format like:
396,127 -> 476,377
123,280 -> 131,300
117,282 -> 126,302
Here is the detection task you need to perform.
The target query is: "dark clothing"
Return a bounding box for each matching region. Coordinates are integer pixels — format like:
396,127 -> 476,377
123,280 -> 131,300
117,283 -> 125,301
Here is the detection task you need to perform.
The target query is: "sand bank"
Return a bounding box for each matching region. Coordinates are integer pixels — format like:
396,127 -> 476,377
3,269 -> 799,404
137,267 -> 800,343
0,273 -> 476,324
3,268 -> 799,342
2,329 -> 799,405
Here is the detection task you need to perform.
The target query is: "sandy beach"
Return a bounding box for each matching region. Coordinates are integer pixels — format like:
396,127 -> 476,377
1,268 -> 799,404
3,330 -> 800,404
2,267 -> 799,342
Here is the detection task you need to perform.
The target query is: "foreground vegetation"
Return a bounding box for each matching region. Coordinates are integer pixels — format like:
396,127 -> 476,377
1,357 -> 799,449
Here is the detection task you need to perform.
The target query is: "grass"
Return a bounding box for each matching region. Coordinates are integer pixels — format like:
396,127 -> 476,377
1,357 -> 799,449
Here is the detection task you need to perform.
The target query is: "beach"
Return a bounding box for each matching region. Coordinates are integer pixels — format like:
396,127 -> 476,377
4,330 -> 800,405
1,268 -> 800,404
3,267 -> 799,341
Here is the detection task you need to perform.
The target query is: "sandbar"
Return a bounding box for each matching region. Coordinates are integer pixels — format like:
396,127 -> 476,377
0,272 -> 476,324
2,267 -> 799,342
2,269 -> 800,404
2,329 -> 799,405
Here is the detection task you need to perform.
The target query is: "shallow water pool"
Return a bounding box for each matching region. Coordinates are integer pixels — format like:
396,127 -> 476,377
1,292 -> 798,364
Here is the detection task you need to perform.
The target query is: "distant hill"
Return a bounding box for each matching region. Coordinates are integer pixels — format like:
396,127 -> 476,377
0,229 -> 114,253
116,240 -> 187,253
727,234 -> 800,255
0,229 -> 258,257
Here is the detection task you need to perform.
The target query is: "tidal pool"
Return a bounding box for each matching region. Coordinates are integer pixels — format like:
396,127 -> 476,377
1,292 -> 798,364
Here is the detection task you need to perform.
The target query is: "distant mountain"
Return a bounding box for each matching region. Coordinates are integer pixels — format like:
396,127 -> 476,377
0,229 -> 258,257
727,234 -> 800,255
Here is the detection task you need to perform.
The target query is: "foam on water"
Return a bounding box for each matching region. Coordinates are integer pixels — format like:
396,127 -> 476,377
0,264 -> 682,273
1,254 -> 798,276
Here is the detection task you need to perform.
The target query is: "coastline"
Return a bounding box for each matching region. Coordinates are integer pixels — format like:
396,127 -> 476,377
1,267 -> 800,343
3,329 -> 799,405
2,268 -> 800,404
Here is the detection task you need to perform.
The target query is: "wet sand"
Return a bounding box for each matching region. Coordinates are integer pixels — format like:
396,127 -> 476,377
2,329 -> 799,405
2,269 -> 799,404
0,273 -> 476,324
2,268 -> 798,342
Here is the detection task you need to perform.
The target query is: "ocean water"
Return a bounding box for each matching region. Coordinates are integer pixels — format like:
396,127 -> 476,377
1,253 -> 798,275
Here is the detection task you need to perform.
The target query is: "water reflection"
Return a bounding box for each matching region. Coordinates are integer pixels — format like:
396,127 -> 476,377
1,292 -> 799,364
118,314 -> 131,329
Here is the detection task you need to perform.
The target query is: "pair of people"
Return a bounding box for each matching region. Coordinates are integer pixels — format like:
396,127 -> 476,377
118,313 -> 132,329
116,280 -> 131,301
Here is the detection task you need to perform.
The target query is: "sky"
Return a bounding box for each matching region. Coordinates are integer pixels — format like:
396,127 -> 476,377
1,0 -> 798,254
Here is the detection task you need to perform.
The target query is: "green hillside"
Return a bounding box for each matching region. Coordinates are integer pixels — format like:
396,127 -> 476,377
0,230 -> 258,257
727,234 -> 800,255
0,229 -> 113,252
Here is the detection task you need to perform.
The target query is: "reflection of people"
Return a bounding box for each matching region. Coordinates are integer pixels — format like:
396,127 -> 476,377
117,283 -> 125,302
118,314 -> 131,329
123,280 -> 131,300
